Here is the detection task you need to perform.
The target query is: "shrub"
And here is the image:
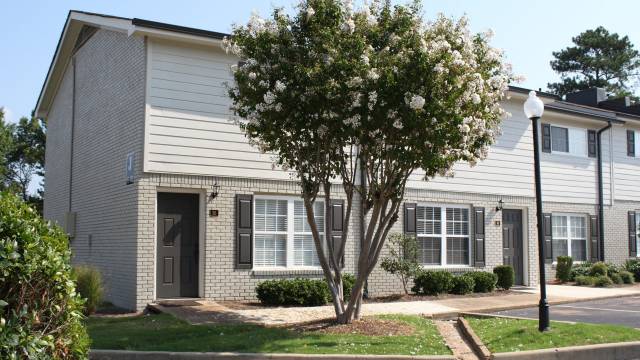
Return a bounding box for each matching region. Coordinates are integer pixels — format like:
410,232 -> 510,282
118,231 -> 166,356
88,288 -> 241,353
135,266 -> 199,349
610,273 -> 623,285
606,263 -> 623,276
468,271 -> 498,293
594,275 -> 613,287
625,259 -> 640,281
0,192 -> 89,359
620,271 -> 635,284
589,262 -> 608,277
342,273 -> 356,299
574,275 -> 595,286
412,270 -> 454,295
380,233 -> 421,294
74,265 -> 104,315
450,274 -> 475,295
256,278 -> 330,306
570,262 -> 592,281
555,256 -> 573,282
493,265 -> 514,290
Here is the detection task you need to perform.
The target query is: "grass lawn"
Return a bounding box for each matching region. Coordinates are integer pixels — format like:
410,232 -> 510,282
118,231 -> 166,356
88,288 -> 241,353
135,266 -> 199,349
86,313 -> 450,355
466,316 -> 640,353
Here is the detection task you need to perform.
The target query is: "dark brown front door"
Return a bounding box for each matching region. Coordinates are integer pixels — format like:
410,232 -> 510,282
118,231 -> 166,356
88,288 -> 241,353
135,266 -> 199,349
502,209 -> 524,285
157,193 -> 199,298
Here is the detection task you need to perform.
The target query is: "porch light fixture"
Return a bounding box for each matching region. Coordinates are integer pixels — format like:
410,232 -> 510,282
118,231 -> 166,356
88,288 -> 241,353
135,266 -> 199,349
495,199 -> 504,212
524,91 -> 550,332
210,182 -> 220,200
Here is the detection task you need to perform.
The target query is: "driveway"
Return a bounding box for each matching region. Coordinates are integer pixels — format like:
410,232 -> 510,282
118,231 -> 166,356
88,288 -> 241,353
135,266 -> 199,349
493,296 -> 640,328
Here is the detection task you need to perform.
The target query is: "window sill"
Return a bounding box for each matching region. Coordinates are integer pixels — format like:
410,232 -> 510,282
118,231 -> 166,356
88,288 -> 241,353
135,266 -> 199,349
251,268 -> 324,276
421,265 -> 475,269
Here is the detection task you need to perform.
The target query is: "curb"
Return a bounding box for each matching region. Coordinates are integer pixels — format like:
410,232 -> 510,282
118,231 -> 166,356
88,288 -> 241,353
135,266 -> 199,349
455,318 -> 491,360
90,350 -> 456,360
490,341 -> 640,360
459,312 -> 577,325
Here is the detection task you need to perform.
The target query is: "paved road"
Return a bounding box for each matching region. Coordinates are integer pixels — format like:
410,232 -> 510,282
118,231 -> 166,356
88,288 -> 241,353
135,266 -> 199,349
493,296 -> 640,328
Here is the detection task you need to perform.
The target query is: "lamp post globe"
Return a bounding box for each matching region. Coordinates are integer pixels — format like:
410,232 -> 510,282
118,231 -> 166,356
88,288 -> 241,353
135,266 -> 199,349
524,90 -> 550,332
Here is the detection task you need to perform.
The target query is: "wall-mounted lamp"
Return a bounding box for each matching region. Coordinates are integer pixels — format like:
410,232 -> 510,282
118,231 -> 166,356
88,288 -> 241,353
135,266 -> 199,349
210,182 -> 220,200
495,199 -> 504,212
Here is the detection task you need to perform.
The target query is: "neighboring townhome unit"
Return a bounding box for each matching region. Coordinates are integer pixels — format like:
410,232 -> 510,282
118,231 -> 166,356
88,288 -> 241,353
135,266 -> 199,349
37,11 -> 640,311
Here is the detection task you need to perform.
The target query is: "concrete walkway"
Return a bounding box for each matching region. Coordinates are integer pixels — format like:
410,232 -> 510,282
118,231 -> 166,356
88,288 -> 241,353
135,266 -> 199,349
153,284 -> 640,326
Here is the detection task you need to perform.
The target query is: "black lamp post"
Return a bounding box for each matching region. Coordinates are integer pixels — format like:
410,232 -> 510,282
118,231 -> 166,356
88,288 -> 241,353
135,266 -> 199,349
524,91 -> 550,332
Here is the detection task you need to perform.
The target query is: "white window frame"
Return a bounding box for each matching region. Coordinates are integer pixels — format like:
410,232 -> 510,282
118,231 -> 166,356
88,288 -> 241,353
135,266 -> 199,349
549,125 -> 588,157
416,203 -> 471,268
253,195 -> 324,269
551,213 -> 588,262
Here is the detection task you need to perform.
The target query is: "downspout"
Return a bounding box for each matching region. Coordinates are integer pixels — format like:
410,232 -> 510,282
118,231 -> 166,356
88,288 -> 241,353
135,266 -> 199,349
69,56 -> 77,213
596,121 -> 612,262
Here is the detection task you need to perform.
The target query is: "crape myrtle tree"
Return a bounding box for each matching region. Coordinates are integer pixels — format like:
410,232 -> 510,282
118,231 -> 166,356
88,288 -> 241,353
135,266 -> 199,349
224,0 -> 515,323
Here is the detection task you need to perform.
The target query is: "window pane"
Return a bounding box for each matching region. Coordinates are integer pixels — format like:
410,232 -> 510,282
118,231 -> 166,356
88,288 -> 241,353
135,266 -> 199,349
446,237 -> 469,265
417,206 -> 441,235
256,199 -> 287,232
446,208 -> 469,235
572,239 -> 587,261
254,234 -> 286,267
294,200 -> 324,233
552,239 -> 568,259
570,216 -> 586,239
418,236 -> 441,265
551,126 -> 569,152
552,216 -> 568,238
294,234 -> 321,267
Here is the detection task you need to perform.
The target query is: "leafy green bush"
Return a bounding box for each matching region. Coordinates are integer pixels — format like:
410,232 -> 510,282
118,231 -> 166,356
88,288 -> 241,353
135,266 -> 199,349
256,278 -> 330,306
570,262 -> 592,281
450,274 -> 475,295
0,192 -> 89,359
606,263 -> 623,276
74,265 -> 104,315
589,262 -> 608,277
555,256 -> 573,282
594,275 -> 613,287
620,271 -> 635,284
610,273 -> 623,285
493,265 -> 514,290
342,273 -> 355,299
380,233 -> 421,294
468,271 -> 498,293
412,270 -> 454,295
574,275 -> 595,286
625,259 -> 640,281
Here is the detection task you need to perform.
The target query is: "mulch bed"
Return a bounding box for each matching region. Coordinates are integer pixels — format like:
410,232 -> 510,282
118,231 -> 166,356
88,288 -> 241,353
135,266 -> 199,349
291,317 -> 416,336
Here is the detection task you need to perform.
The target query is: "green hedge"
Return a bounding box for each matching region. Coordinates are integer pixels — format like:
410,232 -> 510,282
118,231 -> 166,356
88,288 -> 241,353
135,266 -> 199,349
0,192 -> 89,359
411,270 -> 454,295
555,256 -> 573,282
255,274 -> 356,306
468,271 -> 498,293
589,262 -> 608,277
493,265 -> 514,290
450,274 -> 475,295
625,259 -> 640,281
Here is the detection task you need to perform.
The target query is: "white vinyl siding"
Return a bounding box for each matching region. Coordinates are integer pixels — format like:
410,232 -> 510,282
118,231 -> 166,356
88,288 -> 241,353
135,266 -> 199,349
613,127 -> 640,201
552,214 -> 587,261
416,204 -> 470,266
254,196 -> 323,268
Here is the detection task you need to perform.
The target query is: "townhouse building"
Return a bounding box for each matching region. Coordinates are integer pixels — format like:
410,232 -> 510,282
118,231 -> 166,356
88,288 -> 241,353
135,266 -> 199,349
36,11 -> 640,310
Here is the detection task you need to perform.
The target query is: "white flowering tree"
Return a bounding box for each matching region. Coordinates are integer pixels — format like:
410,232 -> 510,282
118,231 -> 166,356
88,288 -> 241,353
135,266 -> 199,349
224,0 -> 515,323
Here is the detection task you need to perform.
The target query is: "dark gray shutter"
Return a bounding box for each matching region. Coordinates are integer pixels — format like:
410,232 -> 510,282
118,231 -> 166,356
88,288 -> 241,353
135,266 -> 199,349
236,194 -> 253,269
629,211 -> 637,258
329,199 -> 345,267
587,130 -> 597,158
404,203 -> 417,236
628,130 -> 636,157
542,213 -> 553,263
589,215 -> 599,262
542,124 -> 552,153
473,207 -> 485,267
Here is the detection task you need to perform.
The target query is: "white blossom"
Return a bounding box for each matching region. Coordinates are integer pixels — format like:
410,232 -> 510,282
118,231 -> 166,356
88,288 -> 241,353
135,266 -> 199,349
306,6 -> 315,19
342,18 -> 355,33
406,94 -> 425,110
471,94 -> 481,104
263,91 -> 276,105
248,72 -> 257,80
367,69 -> 379,81
274,80 -> 286,92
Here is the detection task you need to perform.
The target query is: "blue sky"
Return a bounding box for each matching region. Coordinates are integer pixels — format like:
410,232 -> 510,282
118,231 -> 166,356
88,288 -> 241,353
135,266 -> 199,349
1,0 -> 639,194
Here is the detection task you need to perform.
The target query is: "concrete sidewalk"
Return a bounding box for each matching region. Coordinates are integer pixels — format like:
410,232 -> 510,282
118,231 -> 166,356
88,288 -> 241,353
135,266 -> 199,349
153,284 -> 640,326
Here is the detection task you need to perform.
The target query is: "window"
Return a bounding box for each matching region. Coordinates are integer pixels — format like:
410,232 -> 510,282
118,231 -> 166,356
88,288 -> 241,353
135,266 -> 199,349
552,214 -> 587,261
549,125 -> 589,156
416,205 -> 470,266
636,211 -> 640,256
254,197 -> 324,268
551,126 -> 569,153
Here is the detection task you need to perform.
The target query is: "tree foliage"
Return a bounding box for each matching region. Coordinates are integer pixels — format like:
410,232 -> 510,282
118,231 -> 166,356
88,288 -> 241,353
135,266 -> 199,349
380,233 -> 421,294
224,0 -> 513,322
548,26 -> 640,98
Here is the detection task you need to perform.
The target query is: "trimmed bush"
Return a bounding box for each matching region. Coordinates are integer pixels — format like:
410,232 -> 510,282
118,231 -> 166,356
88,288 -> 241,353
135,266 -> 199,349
570,262 -> 592,281
589,262 -> 608,277
594,275 -> 613,287
74,265 -> 104,315
555,256 -> 573,283
610,273 -> 623,285
450,274 -> 475,295
256,278 -> 330,306
620,271 -> 635,284
574,275 -> 595,286
625,259 -> 640,281
412,270 -> 454,295
493,265 -> 514,290
468,271 -> 498,293
606,263 -> 623,276
0,192 -> 89,359
342,273 -> 356,299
